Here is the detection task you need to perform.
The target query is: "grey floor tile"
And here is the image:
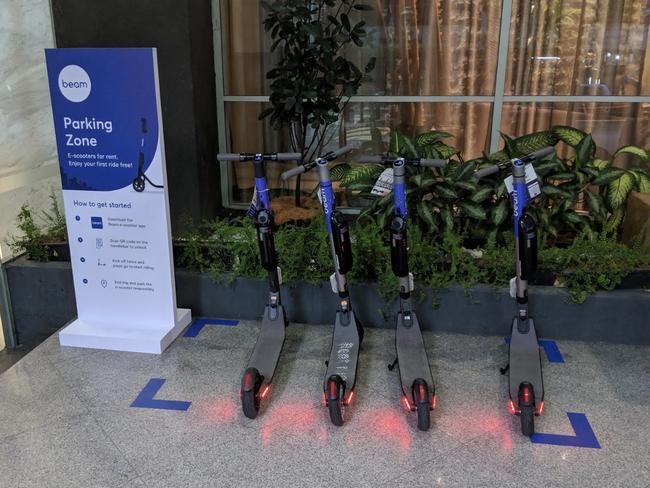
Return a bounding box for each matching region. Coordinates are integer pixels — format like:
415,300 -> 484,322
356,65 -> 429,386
0,413 -> 137,488
1,322 -> 648,488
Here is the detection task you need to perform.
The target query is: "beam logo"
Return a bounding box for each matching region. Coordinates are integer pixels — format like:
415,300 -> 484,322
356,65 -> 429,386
58,65 -> 91,103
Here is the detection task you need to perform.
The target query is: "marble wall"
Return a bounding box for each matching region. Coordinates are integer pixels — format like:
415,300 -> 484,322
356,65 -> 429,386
0,0 -> 61,260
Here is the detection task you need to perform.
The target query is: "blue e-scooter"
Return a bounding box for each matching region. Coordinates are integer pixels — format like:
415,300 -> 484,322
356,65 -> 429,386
132,117 -> 163,192
358,155 -> 447,431
217,151 -> 301,419
281,142 -> 363,426
474,146 -> 554,436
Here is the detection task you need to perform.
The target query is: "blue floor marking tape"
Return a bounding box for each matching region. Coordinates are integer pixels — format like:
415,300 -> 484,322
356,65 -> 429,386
504,337 -> 565,363
184,318 -> 240,338
130,378 -> 191,411
531,412 -> 601,448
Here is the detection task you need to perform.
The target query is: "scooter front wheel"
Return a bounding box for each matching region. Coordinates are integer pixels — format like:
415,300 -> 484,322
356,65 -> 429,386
241,367 -> 262,419
326,375 -> 345,427
413,379 -> 431,431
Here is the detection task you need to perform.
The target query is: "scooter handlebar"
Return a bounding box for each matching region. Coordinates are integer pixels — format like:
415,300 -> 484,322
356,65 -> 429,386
217,152 -> 302,162
216,153 -> 241,161
419,158 -> 448,168
329,140 -> 363,159
357,155 -> 384,164
524,146 -> 554,162
276,152 -> 303,161
280,165 -> 307,180
474,164 -> 501,179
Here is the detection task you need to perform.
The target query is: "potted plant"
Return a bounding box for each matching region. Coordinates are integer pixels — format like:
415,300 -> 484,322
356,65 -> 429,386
259,0 -> 376,221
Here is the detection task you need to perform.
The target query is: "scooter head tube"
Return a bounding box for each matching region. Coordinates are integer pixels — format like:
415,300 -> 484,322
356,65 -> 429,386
392,159 -> 408,218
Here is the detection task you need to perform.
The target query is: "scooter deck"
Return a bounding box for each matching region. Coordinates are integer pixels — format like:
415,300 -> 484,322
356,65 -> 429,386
324,311 -> 361,391
508,317 -> 544,407
395,311 -> 433,396
246,305 -> 286,386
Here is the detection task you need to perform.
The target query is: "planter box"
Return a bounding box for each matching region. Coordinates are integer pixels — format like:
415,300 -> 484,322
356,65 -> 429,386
5,256 -> 650,348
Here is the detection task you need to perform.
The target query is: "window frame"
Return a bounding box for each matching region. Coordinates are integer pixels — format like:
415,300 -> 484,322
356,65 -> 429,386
212,0 -> 650,211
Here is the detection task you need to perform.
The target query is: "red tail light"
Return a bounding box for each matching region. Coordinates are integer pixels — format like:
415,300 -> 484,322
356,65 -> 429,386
402,395 -> 412,411
260,385 -> 270,399
345,390 -> 354,406
536,401 -> 544,416
508,399 -> 517,414
431,395 -> 437,410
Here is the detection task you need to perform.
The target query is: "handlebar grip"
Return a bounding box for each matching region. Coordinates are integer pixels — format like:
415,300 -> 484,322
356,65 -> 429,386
276,152 -> 302,161
526,146 -> 554,161
217,153 -> 241,161
420,158 -> 448,168
280,165 -> 306,181
330,141 -> 362,159
358,155 -> 384,164
474,165 -> 500,179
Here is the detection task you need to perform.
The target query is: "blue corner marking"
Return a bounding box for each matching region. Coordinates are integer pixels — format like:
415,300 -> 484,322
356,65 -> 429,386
504,337 -> 564,363
130,378 -> 191,411
531,412 -> 601,448
184,318 -> 240,338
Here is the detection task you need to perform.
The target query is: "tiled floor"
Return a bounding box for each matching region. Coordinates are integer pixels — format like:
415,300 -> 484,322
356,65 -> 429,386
0,320 -> 648,488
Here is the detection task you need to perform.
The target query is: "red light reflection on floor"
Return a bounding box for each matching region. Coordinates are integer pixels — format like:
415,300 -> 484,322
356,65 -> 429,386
372,409 -> 411,451
197,397 -> 237,424
260,403 -> 325,445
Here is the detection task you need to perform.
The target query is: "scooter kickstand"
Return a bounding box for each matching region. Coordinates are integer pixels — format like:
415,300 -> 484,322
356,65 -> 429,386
388,357 -> 398,371
500,363 -> 510,375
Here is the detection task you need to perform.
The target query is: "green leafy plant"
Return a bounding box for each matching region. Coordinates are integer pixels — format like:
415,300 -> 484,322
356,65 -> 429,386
176,217 -> 649,305
6,190 -> 68,261
260,0 -> 376,206
540,233 -> 649,303
340,126 -> 650,244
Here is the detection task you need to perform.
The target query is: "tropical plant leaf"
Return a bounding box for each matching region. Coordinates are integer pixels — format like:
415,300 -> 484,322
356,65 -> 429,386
574,134 -> 596,167
330,163 -> 351,182
455,161 -> 476,181
491,199 -> 509,226
589,159 -> 610,170
471,187 -> 493,203
458,201 -> 487,220
389,131 -> 407,155
414,130 -> 453,147
454,180 -> 478,192
340,164 -> 383,186
542,185 -> 573,199
552,125 -> 587,146
435,185 -> 458,200
583,191 -> 605,218
591,167 -> 627,186
430,142 -> 458,159
416,202 -> 437,229
613,145 -> 649,161
607,172 -> 635,210
440,207 -> 454,230
604,208 -> 624,233
513,130 -> 558,156
550,172 -> 575,182
633,170 -> 650,193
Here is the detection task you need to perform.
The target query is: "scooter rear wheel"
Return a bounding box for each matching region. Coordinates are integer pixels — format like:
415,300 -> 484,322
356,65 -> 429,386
326,375 -> 344,427
413,379 -> 431,432
520,404 -> 534,437
518,382 -> 535,437
241,367 -> 262,419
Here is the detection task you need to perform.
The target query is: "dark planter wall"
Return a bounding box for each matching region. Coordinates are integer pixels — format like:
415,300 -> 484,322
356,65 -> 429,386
5,257 -> 650,347
51,0 -> 220,231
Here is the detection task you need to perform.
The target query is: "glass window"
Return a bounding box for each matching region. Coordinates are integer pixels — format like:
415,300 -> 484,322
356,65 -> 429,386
223,0 -> 503,96
217,0 -> 650,208
505,0 -> 650,96
501,102 -> 650,168
225,101 -> 492,204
